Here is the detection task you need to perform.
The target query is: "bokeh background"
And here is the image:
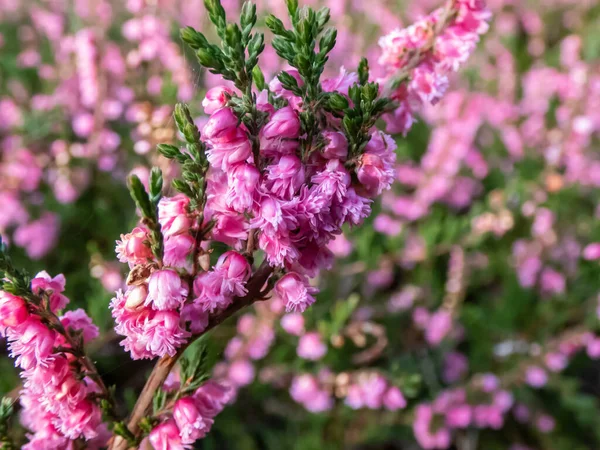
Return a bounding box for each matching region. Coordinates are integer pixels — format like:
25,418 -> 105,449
2,0 -> 600,449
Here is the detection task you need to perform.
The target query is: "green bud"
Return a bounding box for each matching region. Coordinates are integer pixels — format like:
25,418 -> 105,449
278,71 -> 302,96
265,15 -> 287,37
180,27 -> 209,50
319,28 -> 337,56
327,92 -> 349,110
156,143 -> 180,160
285,0 -> 299,20
358,57 -> 369,85
252,65 -> 266,91
316,7 -> 331,31
149,168 -> 163,205
128,175 -> 153,220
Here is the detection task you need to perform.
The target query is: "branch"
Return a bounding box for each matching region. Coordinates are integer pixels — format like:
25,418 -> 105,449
109,260 -> 274,450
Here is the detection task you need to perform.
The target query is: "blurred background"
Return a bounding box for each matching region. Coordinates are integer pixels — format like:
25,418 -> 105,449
2,0 -> 600,449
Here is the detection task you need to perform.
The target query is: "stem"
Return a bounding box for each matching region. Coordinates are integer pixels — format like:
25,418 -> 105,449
109,261 -> 274,450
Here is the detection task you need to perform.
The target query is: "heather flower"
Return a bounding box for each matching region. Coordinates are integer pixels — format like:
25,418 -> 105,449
149,419 -> 188,450
356,153 -> 395,197
158,195 -> 193,238
262,106 -> 301,140
144,310 -> 190,357
383,386 -> 407,411
163,234 -> 196,272
116,226 -> 154,265
202,86 -> 234,115
226,163 -> 260,212
321,131 -> 348,160
525,366 -> 548,388
227,359 -> 255,386
275,272 -> 318,313
202,107 -> 239,143
60,309 -> 99,343
322,67 -> 359,95
146,269 -> 189,311
206,130 -> 253,171
413,404 -> 451,449
265,155 -> 305,200
280,313 -> 305,336
214,251 -> 251,297
9,317 -> 57,370
425,310 -> 453,346
173,397 -> 209,443
0,291 -> 29,332
297,332 -> 327,361
31,271 -> 70,312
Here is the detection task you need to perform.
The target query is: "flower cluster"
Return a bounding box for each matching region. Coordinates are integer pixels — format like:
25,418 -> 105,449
144,381 -> 231,449
0,272 -> 106,448
378,0 -> 491,135
289,370 -> 406,414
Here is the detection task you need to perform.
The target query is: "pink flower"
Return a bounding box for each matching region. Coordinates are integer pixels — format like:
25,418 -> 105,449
322,67 -> 359,95
586,338 -> 600,359
446,404 -> 472,428
173,397 -> 209,443
356,153 -> 395,197
206,130 -> 252,171
181,302 -> 209,334
545,352 -> 568,372
297,332 -> 327,361
214,251 -> 251,297
192,272 -> 231,313
536,415 -> 556,433
275,272 -> 318,313
0,292 -> 29,332
146,269 -> 189,311
383,386 -> 407,411
290,374 -> 333,413
265,155 -> 305,200
262,106 -> 300,140
116,226 -> 154,265
202,86 -> 233,115
31,271 -> 69,312
413,404 -> 451,449
158,195 -> 192,237
13,213 -> 60,260
60,309 -> 99,343
9,317 -> 57,370
144,311 -> 190,357
321,131 -> 348,160
280,313 -> 305,336
226,163 -> 260,212
164,234 -> 195,272
525,366 -> 548,388
583,243 -> 600,260
227,359 -> 255,386
425,310 -> 453,346
202,107 -> 239,143
149,419 -> 188,450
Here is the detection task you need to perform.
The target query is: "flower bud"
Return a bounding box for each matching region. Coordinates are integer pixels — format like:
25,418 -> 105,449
0,292 -> 29,331
116,226 -> 154,265
216,251 -> 251,284
262,106 -> 300,140
202,86 -> 233,115
356,153 -> 393,197
321,131 -> 348,160
174,397 -> 207,443
125,285 -> 148,310
148,419 -> 184,450
202,107 -> 239,143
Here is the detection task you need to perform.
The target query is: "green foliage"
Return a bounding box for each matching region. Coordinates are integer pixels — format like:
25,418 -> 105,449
128,172 -> 164,261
